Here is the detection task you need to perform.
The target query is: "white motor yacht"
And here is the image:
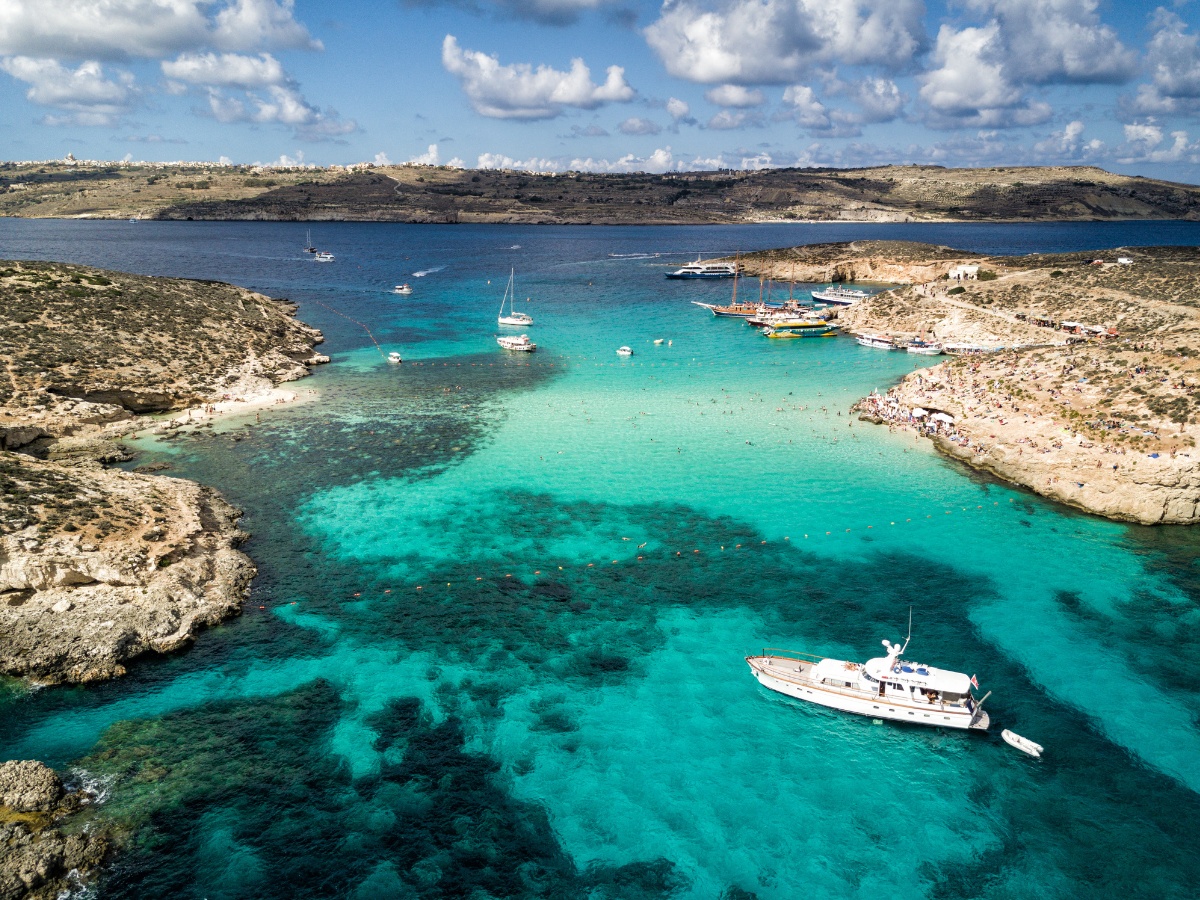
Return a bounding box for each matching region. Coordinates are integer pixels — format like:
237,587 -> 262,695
616,346 -> 633,356
393,284 -> 413,295
746,631 -> 990,731
387,351 -> 402,364
855,334 -> 898,350
314,251 -> 335,263
497,334 -> 536,352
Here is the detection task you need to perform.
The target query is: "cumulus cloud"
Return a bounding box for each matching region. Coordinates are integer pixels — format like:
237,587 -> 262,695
374,151 -> 392,165
666,97 -> 691,120
782,85 -> 830,129
1125,10 -> 1200,117
643,0 -> 926,85
619,116 -> 663,135
564,123 -> 610,137
442,35 -> 635,119
205,83 -> 356,139
162,52 -> 285,89
849,76 -> 903,123
0,56 -> 134,125
569,147 -> 676,172
705,84 -> 763,107
0,0 -> 318,60
918,24 -> 1051,128
410,144 -> 440,164
477,152 -> 565,172
1033,119 -> 1104,159
1116,123 -> 1200,164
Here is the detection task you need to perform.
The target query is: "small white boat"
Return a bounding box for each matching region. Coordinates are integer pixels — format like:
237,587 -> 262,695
616,346 -> 633,357
747,623 -> 990,732
653,339 -> 664,345
1002,729 -> 1043,758
314,251 -> 335,263
497,268 -> 534,326
393,284 -> 413,295
387,351 -> 402,364
906,340 -> 943,355
497,334 -> 536,352
855,334 -> 897,350
812,285 -> 869,305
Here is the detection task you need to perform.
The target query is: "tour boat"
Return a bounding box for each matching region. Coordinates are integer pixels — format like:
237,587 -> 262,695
616,346 -> 633,356
693,301 -> 761,318
906,340 -> 943,355
812,285 -> 869,305
497,334 -> 536,352
497,269 -> 534,326
393,284 -> 413,295
855,334 -> 898,350
763,322 -> 836,338
666,259 -> 738,279
387,351 -> 402,364
746,631 -> 990,731
314,251 -> 335,263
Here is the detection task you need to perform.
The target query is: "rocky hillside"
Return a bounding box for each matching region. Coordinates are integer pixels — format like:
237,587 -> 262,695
736,241 -> 1200,523
0,262 -> 327,683
3,162 -> 1199,223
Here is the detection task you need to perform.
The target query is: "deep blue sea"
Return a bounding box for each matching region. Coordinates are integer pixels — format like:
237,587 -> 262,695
2,220 -> 1199,899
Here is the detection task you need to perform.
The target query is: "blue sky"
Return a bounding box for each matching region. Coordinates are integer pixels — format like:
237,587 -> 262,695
2,0 -> 1200,181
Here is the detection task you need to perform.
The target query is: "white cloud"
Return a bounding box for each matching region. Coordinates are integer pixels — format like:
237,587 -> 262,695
0,56 -> 134,125
404,0 -> 611,27
477,152 -> 565,172
410,144 -> 440,164
618,116 -> 662,135
782,84 -> 830,129
1126,10 -> 1200,117
643,0 -> 926,85
569,147 -> 676,173
441,35 -> 634,119
1033,119 -> 1104,158
1116,123 -> 1200,164
918,24 -> 1051,128
705,84 -> 763,107
666,97 -> 691,120
219,154 -> 233,165
850,77 -> 903,123
374,151 -> 392,165
0,0 -> 317,60
205,83 -> 356,139
161,52 -> 286,88
706,109 -> 764,129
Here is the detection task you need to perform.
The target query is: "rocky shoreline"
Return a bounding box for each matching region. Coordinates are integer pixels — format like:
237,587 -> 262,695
0,261 -> 327,684
732,241 -> 1200,524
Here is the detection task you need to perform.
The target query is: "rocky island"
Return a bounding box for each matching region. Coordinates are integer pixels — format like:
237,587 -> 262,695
0,261 -> 327,684
732,241 -> 1200,524
4,161 -> 1200,224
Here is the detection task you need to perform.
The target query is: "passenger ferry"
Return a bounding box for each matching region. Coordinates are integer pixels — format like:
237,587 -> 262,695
666,259 -> 738,279
812,285 -> 869,305
496,334 -> 536,352
746,633 -> 990,731
906,340 -> 943,355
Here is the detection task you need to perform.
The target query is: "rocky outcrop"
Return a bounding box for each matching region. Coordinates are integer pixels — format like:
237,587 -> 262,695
0,761 -> 109,900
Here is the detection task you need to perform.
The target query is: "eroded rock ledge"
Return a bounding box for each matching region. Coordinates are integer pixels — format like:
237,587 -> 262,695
0,260 -> 327,683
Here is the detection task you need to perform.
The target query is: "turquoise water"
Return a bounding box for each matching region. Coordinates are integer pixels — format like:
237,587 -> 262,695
2,221 -> 1200,899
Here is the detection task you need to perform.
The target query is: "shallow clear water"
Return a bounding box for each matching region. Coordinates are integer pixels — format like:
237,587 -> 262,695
2,220 -> 1199,899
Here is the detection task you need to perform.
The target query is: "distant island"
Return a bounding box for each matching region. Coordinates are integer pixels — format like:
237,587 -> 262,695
3,160 -> 1200,224
727,241 -> 1200,524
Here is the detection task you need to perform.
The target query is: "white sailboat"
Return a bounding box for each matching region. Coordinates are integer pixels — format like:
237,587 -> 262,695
497,269 -> 533,326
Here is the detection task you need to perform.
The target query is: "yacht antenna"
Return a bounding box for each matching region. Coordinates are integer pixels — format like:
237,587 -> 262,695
900,606 -> 912,654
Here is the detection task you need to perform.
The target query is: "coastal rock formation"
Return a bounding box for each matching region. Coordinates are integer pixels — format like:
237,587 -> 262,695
745,241 -> 1200,524
5,161 -> 1200,224
0,760 -> 109,900
0,260 -> 326,682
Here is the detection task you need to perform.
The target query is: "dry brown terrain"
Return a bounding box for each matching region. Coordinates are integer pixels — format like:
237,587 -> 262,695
3,162 -> 1199,223
733,241 -> 1200,523
0,262 -> 326,683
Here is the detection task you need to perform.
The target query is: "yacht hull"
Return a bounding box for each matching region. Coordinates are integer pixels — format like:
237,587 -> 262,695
747,656 -> 988,731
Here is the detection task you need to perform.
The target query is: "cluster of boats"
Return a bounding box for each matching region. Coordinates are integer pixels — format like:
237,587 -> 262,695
304,232 -> 335,262
855,334 -> 944,355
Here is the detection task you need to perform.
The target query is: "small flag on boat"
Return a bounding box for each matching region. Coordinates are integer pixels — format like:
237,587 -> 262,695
970,674 -> 980,689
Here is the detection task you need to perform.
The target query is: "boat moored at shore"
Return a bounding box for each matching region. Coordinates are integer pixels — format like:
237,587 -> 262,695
855,334 -> 899,350
747,635 -> 990,731
812,285 -> 869,305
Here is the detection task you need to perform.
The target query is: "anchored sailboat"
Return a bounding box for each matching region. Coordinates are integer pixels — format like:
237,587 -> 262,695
497,269 -> 534,326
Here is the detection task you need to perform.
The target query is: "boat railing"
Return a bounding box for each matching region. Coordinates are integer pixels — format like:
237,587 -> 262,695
756,648 -> 825,666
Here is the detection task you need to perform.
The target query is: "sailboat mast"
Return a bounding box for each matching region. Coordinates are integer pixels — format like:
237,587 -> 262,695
731,253 -> 739,304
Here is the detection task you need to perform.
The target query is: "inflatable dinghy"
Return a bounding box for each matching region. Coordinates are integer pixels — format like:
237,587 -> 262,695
1002,729 -> 1043,758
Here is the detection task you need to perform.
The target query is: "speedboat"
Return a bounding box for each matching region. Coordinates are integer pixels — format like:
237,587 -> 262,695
497,334 -> 536,352
387,351 -> 402,364
906,340 -> 943,355
497,268 -> 534,326
746,631 -> 990,731
314,251 -> 335,263
616,346 -> 633,356
666,259 -> 738,279
393,284 -> 413,295
812,285 -> 869,305
855,334 -> 898,350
